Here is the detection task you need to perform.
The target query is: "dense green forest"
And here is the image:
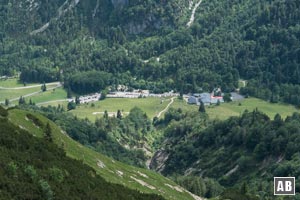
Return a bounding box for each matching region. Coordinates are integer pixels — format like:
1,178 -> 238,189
1,0 -> 300,103
0,107 -> 164,200
2,0 -> 300,199
151,108 -> 300,199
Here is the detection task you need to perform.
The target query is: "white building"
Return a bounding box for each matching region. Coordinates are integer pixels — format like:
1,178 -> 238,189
79,93 -> 101,104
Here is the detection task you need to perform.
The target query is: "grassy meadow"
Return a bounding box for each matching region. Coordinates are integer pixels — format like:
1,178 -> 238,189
172,97 -> 299,120
41,96 -> 299,122
30,87 -> 67,104
4,76 -> 296,123
0,78 -> 65,103
0,87 -> 41,102
70,97 -> 172,121
0,78 -> 36,88
0,78 -> 67,104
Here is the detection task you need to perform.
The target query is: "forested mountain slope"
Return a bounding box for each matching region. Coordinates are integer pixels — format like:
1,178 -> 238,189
151,108 -> 300,199
1,0 -> 300,105
2,1 -> 300,199
3,106 -> 199,200
0,107 -> 164,200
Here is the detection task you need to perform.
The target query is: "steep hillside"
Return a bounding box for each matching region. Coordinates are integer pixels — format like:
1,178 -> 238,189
0,108 -> 163,200
2,0 -> 191,36
151,109 -> 300,199
6,107 -> 200,200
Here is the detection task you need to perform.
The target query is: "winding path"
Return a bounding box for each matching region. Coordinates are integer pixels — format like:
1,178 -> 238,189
187,0 -> 203,27
156,97 -> 175,118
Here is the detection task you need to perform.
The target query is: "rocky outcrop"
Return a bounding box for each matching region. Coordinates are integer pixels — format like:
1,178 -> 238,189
149,150 -> 169,173
126,14 -> 162,34
30,0 -> 81,35
28,0 -> 189,36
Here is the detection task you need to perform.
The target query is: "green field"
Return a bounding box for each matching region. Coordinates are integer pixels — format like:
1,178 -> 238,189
7,108 -> 195,200
0,78 -> 63,104
172,98 -> 299,120
0,87 -> 41,102
0,78 -> 36,88
42,96 -> 299,122
70,97 -> 172,121
30,87 -> 67,104
238,79 -> 247,88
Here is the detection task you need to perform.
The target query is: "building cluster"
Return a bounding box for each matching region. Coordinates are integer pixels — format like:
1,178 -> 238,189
188,92 -> 224,106
78,93 -> 101,104
69,88 -> 179,105
188,90 -> 244,106
107,90 -> 150,98
107,89 -> 179,98
149,90 -> 179,98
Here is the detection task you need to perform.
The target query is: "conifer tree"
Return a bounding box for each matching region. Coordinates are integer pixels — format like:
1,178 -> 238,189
41,82 -> 47,92
75,96 -> 80,104
19,96 -> 25,105
199,101 -> 206,113
5,98 -> 9,106
67,87 -> 72,98
117,110 -> 122,119
45,123 -> 53,142
103,110 -> 109,119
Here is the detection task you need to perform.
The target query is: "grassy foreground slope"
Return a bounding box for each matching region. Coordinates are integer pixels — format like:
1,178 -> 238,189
0,112 -> 163,200
7,108 -> 197,200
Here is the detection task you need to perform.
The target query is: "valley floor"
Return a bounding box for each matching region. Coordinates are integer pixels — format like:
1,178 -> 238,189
1,79 -> 299,121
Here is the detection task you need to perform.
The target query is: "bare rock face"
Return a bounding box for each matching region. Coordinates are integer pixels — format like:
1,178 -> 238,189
149,150 -> 169,173
111,0 -> 128,8
126,14 -> 162,34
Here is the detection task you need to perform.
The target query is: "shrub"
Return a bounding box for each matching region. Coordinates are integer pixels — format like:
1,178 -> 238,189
26,113 -> 44,128
0,106 -> 8,117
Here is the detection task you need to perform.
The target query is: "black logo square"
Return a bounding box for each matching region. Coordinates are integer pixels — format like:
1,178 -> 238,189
274,177 -> 295,195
